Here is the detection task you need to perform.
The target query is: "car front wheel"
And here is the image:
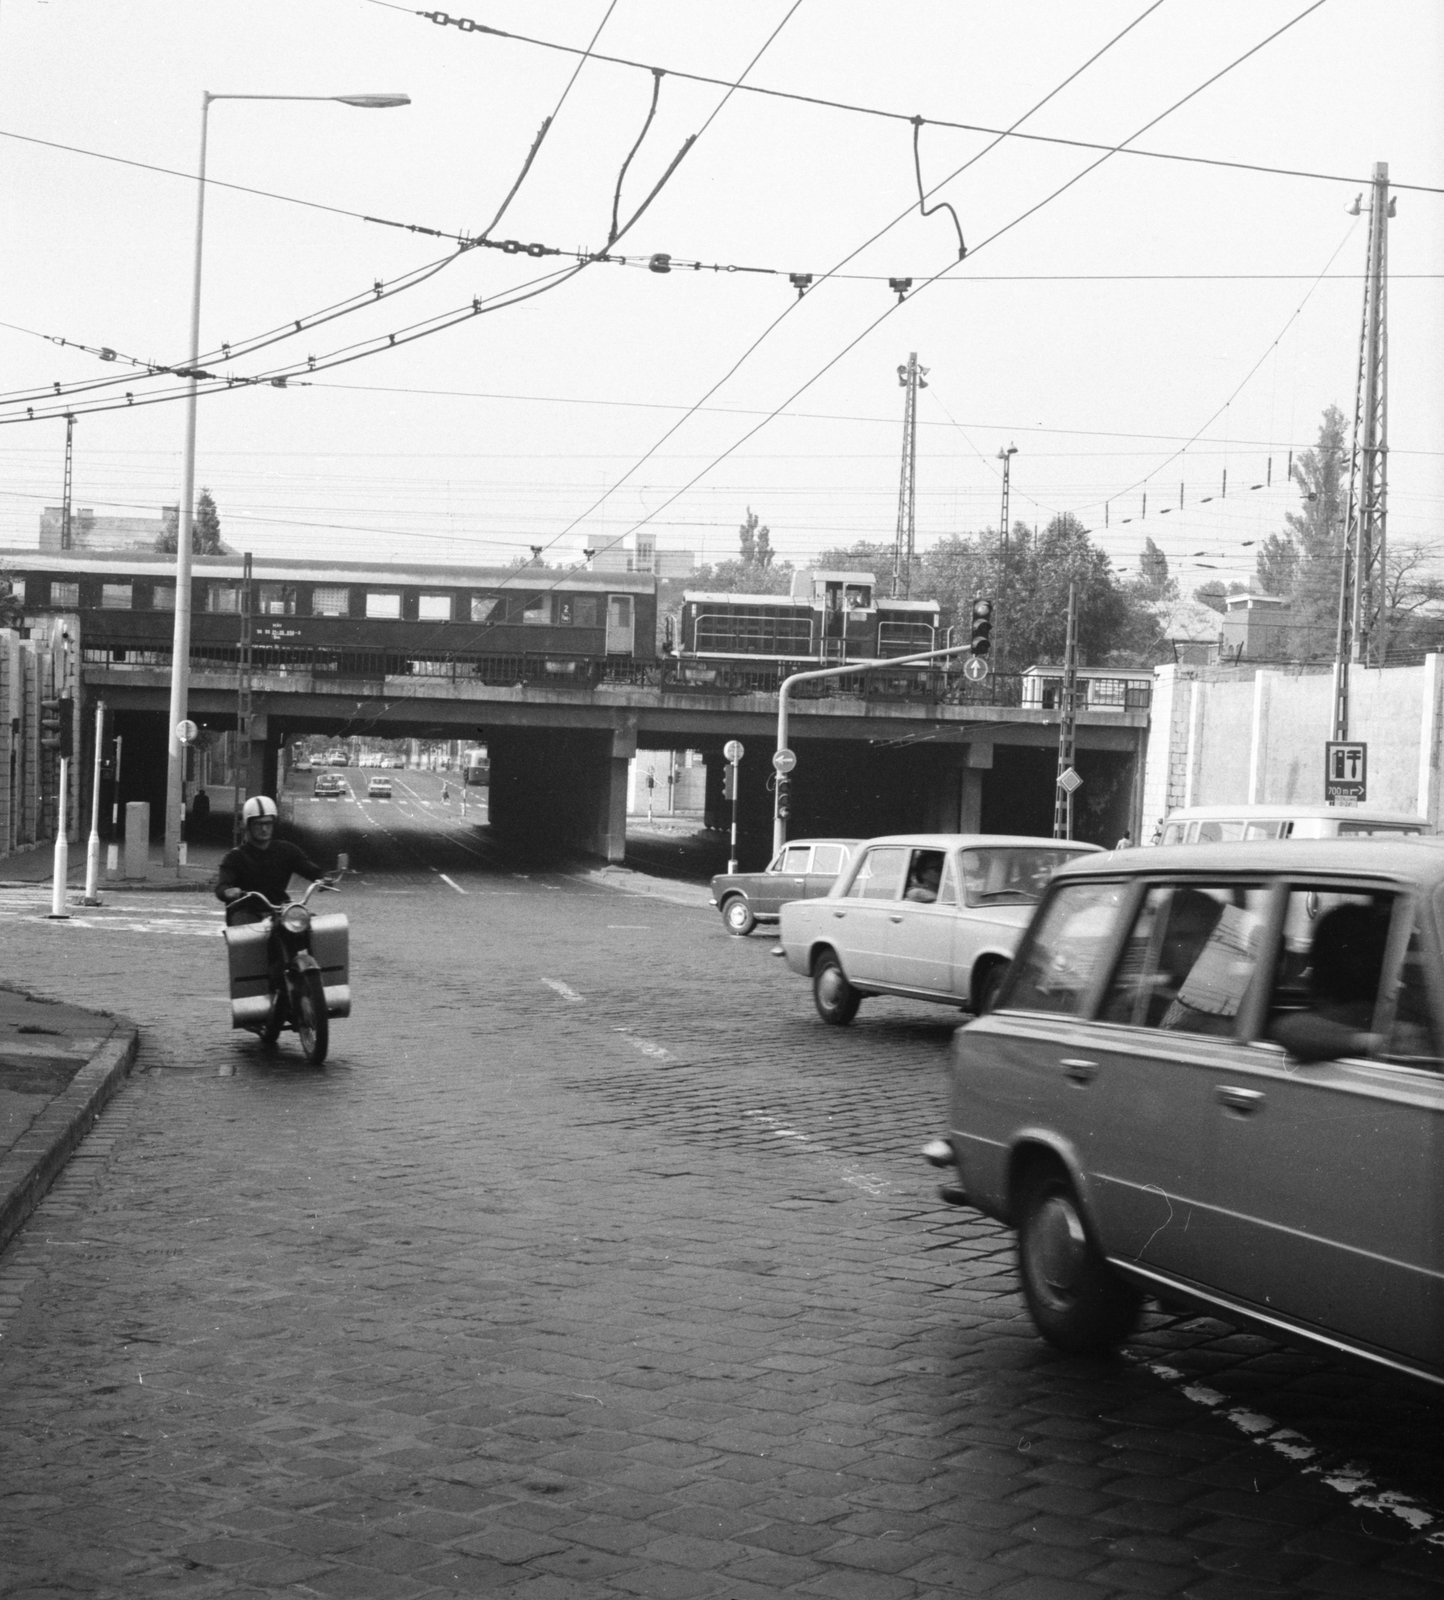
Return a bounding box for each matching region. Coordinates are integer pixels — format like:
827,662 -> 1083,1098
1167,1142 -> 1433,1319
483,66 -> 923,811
812,950 -> 861,1026
722,896 -> 756,936
1016,1168 -> 1141,1356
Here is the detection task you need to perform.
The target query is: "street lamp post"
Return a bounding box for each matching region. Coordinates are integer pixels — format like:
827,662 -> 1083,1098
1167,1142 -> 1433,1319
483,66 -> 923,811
163,91 -> 410,868
995,443 -> 1017,673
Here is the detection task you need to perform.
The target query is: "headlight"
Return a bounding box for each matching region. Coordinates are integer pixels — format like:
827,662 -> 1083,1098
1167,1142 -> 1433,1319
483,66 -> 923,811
281,905 -> 311,936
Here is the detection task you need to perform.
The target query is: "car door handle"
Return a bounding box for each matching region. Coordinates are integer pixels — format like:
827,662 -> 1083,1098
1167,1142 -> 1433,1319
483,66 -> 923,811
889,915 -> 903,923
832,910 -> 846,919
1060,1058 -> 1097,1083
1217,1085 -> 1265,1114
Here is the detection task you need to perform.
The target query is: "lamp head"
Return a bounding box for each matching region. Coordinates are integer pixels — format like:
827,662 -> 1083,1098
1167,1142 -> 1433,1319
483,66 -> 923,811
334,94 -> 411,108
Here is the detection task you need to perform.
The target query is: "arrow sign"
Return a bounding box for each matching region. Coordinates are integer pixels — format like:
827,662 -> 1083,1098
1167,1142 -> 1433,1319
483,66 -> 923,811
772,748 -> 797,775
962,655 -> 990,682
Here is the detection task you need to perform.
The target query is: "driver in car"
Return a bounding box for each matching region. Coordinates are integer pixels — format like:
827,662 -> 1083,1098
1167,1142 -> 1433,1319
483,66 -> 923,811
216,796 -> 332,926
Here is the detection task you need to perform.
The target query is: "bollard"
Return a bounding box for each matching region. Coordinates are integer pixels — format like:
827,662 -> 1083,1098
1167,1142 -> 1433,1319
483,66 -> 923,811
124,800 -> 150,879
48,758 -> 70,919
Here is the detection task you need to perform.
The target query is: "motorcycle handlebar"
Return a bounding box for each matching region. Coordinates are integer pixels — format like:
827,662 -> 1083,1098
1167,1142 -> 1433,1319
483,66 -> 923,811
229,876 -> 340,915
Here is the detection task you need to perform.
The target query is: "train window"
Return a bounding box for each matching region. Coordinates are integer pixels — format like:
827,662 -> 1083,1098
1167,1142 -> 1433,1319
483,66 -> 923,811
101,583 -> 133,610
206,584 -> 239,614
258,583 -> 296,616
52,582 -> 79,608
365,592 -> 402,620
470,595 -> 499,623
573,595 -> 599,628
312,586 -> 349,617
418,594 -> 451,622
522,595 -> 550,625
151,584 -> 176,611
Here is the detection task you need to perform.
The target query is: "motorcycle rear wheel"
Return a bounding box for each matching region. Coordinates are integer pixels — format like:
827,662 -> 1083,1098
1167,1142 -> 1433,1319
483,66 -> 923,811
293,969 -> 329,1067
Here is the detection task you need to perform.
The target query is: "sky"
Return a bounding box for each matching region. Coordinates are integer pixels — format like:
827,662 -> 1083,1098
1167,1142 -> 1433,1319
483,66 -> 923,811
1,0 -> 1440,596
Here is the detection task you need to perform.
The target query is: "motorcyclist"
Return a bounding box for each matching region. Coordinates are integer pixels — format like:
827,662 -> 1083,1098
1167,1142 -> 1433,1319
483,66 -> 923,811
216,796 -> 332,925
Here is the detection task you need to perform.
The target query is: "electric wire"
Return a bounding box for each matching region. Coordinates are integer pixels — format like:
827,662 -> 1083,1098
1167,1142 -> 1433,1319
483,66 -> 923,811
374,1 -> 1444,196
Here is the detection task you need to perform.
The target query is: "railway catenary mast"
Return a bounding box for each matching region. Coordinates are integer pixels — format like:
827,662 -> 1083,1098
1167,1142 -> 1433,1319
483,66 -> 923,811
892,353 -> 927,599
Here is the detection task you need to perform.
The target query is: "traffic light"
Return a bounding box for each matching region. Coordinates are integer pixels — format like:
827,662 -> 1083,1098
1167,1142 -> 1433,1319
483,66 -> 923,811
970,597 -> 994,657
39,699 -> 62,750
722,763 -> 737,802
775,775 -> 791,820
59,696 -> 73,751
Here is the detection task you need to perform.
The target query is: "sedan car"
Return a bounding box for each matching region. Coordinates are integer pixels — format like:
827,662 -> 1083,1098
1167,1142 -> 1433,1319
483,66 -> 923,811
710,839 -> 860,935
313,773 -> 348,799
926,838 -> 1444,1386
781,833 -> 1100,1022
367,776 -> 393,799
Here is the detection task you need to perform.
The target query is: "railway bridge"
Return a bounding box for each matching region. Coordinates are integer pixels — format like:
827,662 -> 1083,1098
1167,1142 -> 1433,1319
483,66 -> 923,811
86,652 -> 1150,863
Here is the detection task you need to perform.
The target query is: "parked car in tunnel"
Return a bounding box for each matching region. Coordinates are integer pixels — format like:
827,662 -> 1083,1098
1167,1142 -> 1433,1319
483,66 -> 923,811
710,839 -> 861,935
780,834 -> 1101,1022
926,838 -> 1444,1385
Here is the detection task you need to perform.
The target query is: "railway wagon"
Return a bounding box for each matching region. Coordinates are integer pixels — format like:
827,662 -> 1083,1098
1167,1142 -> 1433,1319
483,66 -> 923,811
3,550 -> 658,675
676,568 -> 939,678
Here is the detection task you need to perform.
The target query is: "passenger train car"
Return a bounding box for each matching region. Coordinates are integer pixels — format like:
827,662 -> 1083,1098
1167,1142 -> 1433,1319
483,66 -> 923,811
676,569 -> 939,680
3,549 -> 657,680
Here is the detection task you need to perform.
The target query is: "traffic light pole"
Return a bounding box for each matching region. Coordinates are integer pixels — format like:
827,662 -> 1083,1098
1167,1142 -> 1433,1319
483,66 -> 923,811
774,641 -> 978,855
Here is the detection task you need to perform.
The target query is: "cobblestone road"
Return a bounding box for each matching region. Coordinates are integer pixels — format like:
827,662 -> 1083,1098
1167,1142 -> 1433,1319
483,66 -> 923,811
2,780 -> 1443,1599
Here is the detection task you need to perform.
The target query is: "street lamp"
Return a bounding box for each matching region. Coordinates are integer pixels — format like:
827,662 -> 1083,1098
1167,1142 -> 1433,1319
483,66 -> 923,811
164,91 -> 410,868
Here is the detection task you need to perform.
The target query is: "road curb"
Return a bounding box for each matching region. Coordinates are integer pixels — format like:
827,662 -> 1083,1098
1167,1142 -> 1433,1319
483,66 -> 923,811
0,1027 -> 140,1257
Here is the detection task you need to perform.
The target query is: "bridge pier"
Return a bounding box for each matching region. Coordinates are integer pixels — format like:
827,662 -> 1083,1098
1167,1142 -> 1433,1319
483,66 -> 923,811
486,721 -> 635,863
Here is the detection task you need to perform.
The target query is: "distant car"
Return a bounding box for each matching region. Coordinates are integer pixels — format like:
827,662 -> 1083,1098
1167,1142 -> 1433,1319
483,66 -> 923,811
367,777 -> 393,799
927,837 -> 1444,1387
1152,803 -> 1428,845
710,839 -> 860,936
781,833 -> 1101,1023
293,757 -> 312,772
330,753 -> 351,767
314,774 -> 347,798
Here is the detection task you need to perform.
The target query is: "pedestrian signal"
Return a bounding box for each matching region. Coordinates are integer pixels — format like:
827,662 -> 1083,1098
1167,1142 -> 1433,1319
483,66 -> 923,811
970,598 -> 994,657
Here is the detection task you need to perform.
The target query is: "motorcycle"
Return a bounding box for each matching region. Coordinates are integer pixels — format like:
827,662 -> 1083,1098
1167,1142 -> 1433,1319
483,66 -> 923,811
223,863 -> 350,1066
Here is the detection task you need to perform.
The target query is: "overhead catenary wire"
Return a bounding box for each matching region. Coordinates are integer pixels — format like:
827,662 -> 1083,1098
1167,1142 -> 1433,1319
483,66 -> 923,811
373,0 -> 1444,197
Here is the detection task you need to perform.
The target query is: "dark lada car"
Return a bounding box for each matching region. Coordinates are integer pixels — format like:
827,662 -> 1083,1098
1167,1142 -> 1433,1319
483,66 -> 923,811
926,838 -> 1444,1387
709,839 -> 859,936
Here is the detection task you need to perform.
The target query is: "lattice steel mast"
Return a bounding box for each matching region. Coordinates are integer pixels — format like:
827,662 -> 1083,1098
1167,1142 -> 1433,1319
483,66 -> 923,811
1333,161 -> 1393,740
891,353 -> 927,598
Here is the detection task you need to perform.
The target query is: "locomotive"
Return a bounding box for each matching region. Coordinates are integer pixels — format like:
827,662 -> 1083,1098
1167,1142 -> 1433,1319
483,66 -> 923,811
675,569 -> 939,679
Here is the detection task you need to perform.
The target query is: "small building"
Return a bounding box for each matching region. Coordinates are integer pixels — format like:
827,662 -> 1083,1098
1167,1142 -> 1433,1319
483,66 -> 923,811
590,532 -> 694,578
1220,593 -> 1295,661
40,506 -> 174,553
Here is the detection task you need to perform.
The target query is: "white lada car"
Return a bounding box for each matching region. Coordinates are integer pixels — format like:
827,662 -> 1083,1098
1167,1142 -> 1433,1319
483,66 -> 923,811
779,833 -> 1101,1024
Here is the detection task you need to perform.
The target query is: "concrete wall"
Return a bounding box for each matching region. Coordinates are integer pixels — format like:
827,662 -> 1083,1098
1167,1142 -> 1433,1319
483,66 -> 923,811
1142,657 -> 1444,831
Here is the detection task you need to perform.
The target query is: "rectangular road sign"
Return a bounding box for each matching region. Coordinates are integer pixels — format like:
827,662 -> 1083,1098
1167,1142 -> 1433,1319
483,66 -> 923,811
1325,740 -> 1367,804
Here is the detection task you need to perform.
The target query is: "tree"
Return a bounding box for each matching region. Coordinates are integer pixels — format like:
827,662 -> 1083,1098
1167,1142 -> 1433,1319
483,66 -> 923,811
1254,533 -> 1298,597
1135,537 -> 1175,602
155,488 -> 224,555
737,508 -> 773,570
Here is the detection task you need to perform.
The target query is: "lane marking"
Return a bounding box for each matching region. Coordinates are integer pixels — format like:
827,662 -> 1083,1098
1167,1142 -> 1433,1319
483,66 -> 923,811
542,978 -> 583,1003
428,868 -> 467,894
1141,1360 -> 1443,1542
610,1026 -> 680,1064
741,1110 -> 889,1196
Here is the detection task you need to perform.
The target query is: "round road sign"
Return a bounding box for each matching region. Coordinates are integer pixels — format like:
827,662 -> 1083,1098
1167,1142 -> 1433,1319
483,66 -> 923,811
962,655 -> 990,682
772,748 -> 797,775
176,719 -> 199,745
723,739 -> 745,763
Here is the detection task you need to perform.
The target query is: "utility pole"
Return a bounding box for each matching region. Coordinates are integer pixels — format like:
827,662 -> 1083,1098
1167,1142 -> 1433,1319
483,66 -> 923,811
235,552 -> 254,841
996,443 -> 1017,669
1333,160 -> 1393,742
891,353 -> 927,598
1053,582 -> 1079,841
60,415 -> 76,550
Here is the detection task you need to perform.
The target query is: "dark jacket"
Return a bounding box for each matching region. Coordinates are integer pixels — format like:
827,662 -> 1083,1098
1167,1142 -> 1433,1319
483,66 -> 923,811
215,838 -> 327,908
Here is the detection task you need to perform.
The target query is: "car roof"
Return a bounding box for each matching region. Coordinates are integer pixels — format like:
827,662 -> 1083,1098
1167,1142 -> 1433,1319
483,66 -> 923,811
1055,836 -> 1444,882
779,837 -> 862,848
1161,803 -> 1426,823
852,833 -> 1104,852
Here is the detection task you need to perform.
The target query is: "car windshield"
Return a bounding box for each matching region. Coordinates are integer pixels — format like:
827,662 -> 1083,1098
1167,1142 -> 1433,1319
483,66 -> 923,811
960,847 -> 1088,907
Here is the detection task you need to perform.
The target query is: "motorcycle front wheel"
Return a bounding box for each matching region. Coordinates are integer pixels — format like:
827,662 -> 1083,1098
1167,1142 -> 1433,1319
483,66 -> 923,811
292,969 -> 329,1066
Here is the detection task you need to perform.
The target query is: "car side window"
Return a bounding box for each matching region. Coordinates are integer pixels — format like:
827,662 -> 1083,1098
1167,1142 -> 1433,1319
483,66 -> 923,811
1098,882 -> 1269,1036
1002,881 -> 1130,1015
845,846 -> 909,900
903,849 -> 946,903
1382,925 -> 1444,1069
781,845 -> 812,873
1266,886 -> 1399,1062
811,844 -> 845,875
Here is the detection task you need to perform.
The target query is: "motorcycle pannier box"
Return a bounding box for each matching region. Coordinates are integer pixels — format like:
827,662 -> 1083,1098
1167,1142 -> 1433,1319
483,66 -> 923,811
224,921 -> 272,1030
310,912 -> 351,1018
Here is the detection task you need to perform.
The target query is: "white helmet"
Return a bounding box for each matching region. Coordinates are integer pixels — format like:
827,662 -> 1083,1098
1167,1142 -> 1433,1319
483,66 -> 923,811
241,795 -> 278,824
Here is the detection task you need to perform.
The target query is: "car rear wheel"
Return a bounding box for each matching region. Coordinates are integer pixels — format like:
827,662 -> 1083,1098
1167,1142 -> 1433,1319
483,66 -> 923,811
722,896 -> 756,936
975,959 -> 1008,1015
1016,1168 -> 1141,1356
812,950 -> 861,1026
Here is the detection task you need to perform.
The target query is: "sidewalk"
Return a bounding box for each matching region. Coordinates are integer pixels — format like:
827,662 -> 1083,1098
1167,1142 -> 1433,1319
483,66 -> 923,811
0,835 -> 223,892
0,984 -> 138,1256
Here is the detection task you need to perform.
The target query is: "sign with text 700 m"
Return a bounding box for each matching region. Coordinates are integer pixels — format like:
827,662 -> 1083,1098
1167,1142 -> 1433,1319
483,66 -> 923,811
1325,741 -> 1367,805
